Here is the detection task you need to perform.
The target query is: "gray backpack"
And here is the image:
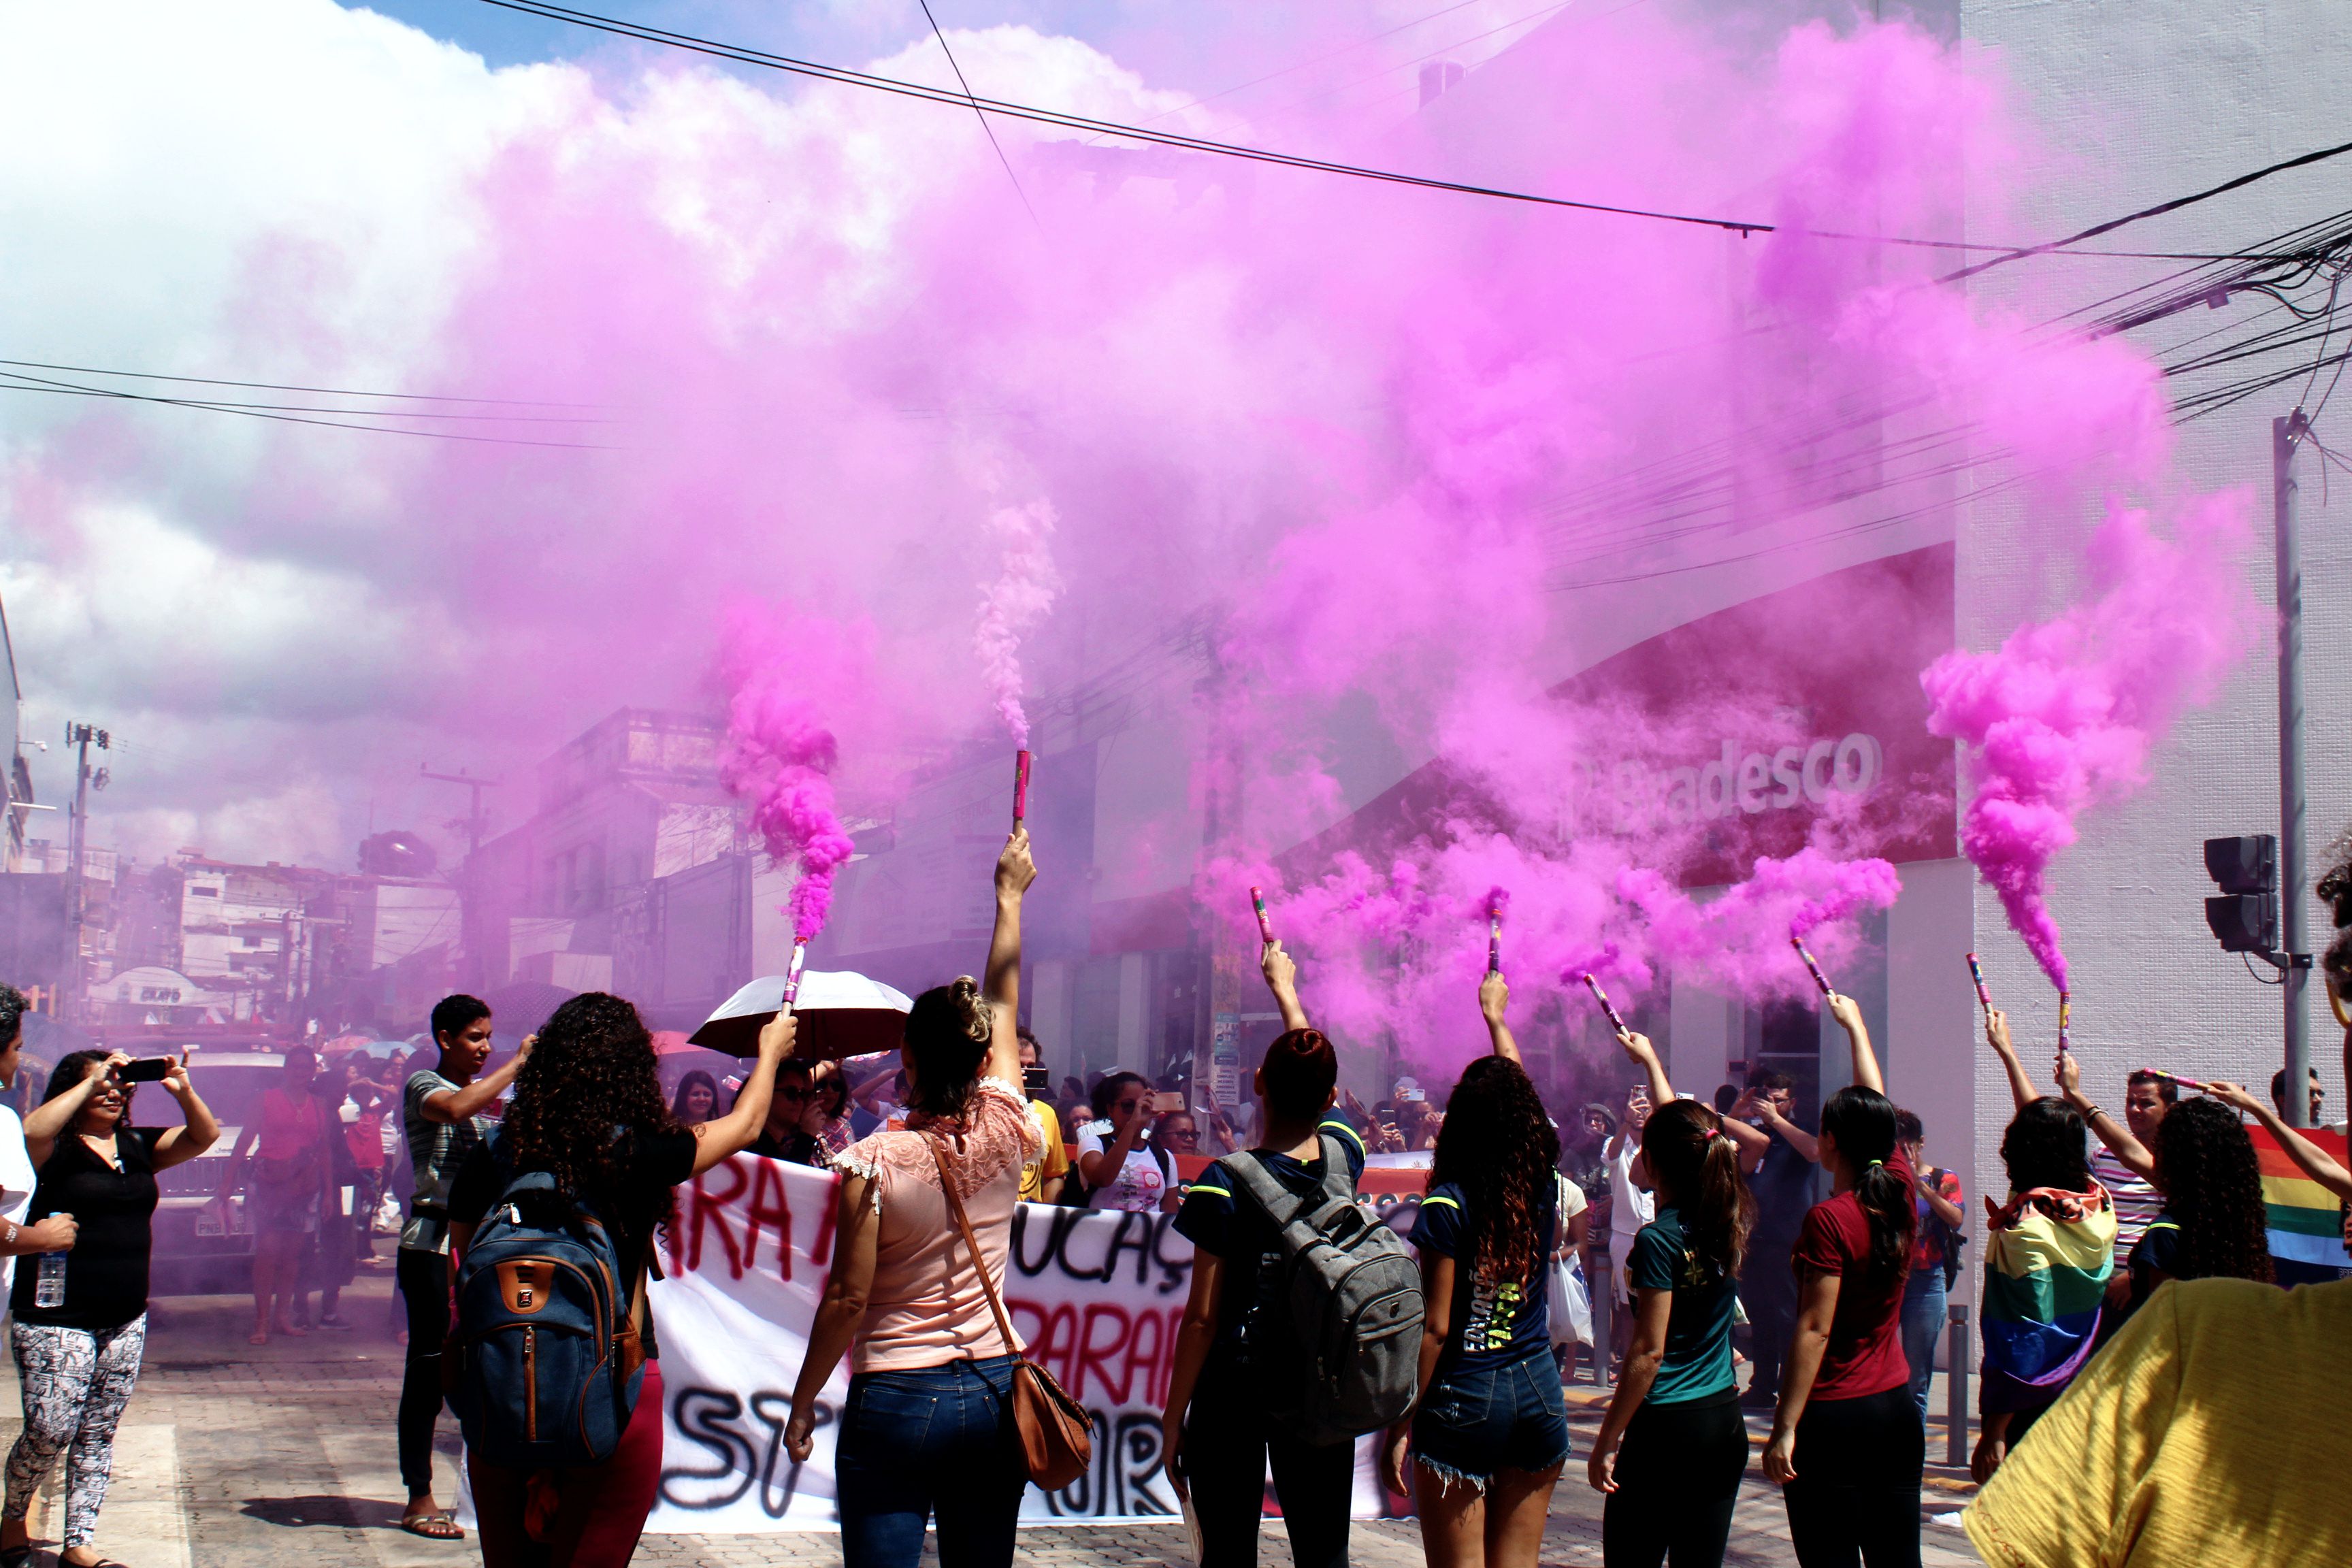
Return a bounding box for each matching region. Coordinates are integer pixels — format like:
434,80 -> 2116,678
1227,1134 -> 1424,1445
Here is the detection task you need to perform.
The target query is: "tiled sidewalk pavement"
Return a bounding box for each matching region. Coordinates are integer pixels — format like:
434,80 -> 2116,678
2,1256 -> 1981,1567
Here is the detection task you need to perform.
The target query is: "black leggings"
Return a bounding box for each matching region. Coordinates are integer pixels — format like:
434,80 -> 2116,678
395,1248 -> 452,1497
1782,1386 -> 1923,1568
1602,1388 -> 1747,1568
1181,1357 -> 1353,1568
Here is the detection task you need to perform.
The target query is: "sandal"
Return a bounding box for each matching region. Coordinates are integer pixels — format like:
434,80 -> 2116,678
402,1512 -> 466,1541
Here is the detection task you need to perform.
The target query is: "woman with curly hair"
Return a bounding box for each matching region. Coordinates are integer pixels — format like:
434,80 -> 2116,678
1382,971 -> 1567,1568
1586,1074 -> 1755,1568
2123,1096 -> 2272,1305
782,830 -> 1041,1568
446,992 -> 792,1567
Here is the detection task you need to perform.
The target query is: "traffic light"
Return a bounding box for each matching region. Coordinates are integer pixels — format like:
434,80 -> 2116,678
2204,834 -> 2279,954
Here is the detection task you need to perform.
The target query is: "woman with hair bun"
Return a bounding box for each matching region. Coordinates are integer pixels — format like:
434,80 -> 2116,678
1380,971 -> 1568,1568
446,987 -> 793,1565
783,830 -> 1042,1568
1762,990 -> 1923,1568
1586,1050 -> 1755,1568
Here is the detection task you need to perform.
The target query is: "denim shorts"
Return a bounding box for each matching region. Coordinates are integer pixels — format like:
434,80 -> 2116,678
1411,1350 -> 1570,1492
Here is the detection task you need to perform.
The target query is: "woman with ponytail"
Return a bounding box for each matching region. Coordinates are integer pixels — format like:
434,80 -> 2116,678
1762,990 -> 1922,1568
1380,972 -> 1568,1568
1586,1049 -> 1755,1568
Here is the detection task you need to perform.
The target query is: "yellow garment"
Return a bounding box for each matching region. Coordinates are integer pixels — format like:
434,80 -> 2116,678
1965,1277 -> 2352,1568
1019,1099 -> 1068,1201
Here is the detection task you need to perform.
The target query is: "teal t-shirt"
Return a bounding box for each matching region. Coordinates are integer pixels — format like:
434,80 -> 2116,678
1626,1206 -> 1739,1404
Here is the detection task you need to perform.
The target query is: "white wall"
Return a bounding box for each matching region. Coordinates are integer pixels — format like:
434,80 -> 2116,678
1959,1 -> 2352,1210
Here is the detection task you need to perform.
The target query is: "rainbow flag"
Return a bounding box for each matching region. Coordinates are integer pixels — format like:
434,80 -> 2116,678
1980,1184 -> 2116,1413
2249,1124 -> 2352,1271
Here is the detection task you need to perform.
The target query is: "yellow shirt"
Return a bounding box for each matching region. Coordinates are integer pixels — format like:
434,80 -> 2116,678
1019,1100 -> 1068,1202
1965,1277 -> 2352,1568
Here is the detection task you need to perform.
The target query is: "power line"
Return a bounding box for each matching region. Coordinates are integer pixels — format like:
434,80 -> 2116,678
0,355 -> 595,407
0,368 -> 613,448
912,0 -> 1041,230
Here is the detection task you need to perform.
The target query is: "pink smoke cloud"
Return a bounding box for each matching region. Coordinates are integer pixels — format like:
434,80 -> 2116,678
975,497 -> 1062,747
1922,496 -> 2257,989
717,604 -> 864,942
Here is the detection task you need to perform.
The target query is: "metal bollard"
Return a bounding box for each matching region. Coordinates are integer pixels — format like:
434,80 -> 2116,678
1945,1303 -> 1971,1469
1591,1259 -> 1614,1389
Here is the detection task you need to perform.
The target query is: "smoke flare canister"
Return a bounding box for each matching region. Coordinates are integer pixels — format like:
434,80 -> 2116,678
781,939 -> 808,1010
2148,1066 -> 2209,1092
2057,990 -> 2072,1051
1967,952 -> 1993,1011
1581,973 -> 1628,1034
1250,887 -> 1275,945
1012,749 -> 1031,828
1791,934 -> 1833,997
1488,902 -> 1503,975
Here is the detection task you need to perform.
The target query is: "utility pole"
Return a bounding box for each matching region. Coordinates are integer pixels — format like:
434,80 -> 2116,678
63,722 -> 110,1026
419,766 -> 500,858
2275,410 -> 2315,1127
421,765 -> 501,994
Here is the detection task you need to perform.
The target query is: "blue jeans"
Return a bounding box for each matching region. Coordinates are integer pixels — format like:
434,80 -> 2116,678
836,1356 -> 1028,1568
1899,1273 -> 1946,1421
1410,1350 -> 1570,1490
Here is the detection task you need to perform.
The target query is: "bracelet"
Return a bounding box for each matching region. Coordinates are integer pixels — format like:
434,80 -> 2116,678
2080,1104 -> 2106,1124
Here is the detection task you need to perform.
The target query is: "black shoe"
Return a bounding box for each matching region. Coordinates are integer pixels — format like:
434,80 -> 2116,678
2,1543 -> 31,1568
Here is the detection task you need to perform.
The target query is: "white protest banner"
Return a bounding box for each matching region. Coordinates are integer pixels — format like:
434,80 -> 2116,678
644,1152 -> 1391,1533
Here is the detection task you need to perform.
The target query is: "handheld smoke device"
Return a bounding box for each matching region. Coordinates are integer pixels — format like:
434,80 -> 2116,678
1012,750 -> 1031,828
1250,887 -> 1275,945
1580,973 -> 1628,1034
1966,952 -> 1993,1011
1487,896 -> 1503,975
1790,934 -> 1833,997
781,939 -> 808,1011
2057,990 -> 2072,1052
2144,1066 -> 2210,1092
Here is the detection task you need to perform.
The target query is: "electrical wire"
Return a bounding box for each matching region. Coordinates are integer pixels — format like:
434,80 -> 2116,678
0,368 -> 613,448
913,0 -> 1041,229
0,355 -> 595,407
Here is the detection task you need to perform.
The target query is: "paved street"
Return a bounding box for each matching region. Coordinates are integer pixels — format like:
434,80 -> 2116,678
0,1247 -> 1982,1567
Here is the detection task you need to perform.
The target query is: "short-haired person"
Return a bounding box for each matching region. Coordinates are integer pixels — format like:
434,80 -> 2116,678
1603,1079 -> 1656,1357
747,1058 -> 841,1166
1017,1030 -> 1069,1205
1383,972 -> 1569,1568
1974,1010 -> 2115,1486
1729,1067 -> 1818,1409
391,995 -> 530,1542
1077,1071 -> 1173,1212
1588,1060 -> 1757,1568
781,831 -> 1039,1568
1762,990 -> 1921,1567
1163,941 -> 1365,1568
1894,1110 -> 1965,1419
2270,1065 -> 2328,1128
2053,1062 -> 2170,1320
450,990 -> 790,1566
8,1049 -> 217,1568
217,1044 -> 325,1345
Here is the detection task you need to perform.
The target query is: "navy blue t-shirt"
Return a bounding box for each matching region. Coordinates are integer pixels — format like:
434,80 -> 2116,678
1748,1131 -> 1818,1254
1173,1118 -> 1365,1362
1409,1177 -> 1556,1368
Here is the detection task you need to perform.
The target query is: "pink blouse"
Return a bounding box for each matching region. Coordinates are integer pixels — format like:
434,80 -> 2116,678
833,1077 -> 1041,1373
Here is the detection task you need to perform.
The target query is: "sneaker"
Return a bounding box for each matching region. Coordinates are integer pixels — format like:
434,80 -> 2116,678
316,1316 -> 354,1333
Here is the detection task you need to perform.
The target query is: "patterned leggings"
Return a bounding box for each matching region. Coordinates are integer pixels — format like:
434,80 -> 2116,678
4,1316 -> 147,1550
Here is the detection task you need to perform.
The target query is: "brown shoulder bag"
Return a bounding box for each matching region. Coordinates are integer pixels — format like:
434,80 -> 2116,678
926,1137 -> 1094,1490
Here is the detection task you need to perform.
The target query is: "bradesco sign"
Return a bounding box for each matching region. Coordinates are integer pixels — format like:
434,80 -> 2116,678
1551,545 -> 1956,881
1654,732 -> 1884,823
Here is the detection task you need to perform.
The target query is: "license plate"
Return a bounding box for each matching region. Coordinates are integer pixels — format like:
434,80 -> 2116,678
195,1201 -> 250,1238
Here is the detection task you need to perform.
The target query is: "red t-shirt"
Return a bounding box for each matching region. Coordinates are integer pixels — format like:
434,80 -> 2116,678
1790,1149 -> 1916,1401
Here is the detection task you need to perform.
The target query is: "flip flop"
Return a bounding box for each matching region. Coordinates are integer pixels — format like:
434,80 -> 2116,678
402,1512 -> 466,1541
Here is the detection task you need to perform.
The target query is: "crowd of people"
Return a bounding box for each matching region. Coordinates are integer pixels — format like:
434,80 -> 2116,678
0,823 -> 2333,1568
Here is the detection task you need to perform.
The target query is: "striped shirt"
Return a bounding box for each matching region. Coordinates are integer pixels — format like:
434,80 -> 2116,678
2091,1148 -> 2161,1254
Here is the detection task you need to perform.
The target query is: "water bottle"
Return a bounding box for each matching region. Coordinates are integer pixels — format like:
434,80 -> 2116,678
33,1250 -> 65,1310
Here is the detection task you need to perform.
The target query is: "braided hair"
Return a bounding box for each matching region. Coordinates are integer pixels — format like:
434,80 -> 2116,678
2152,1098 -> 2273,1284
1427,1056 -> 1561,1288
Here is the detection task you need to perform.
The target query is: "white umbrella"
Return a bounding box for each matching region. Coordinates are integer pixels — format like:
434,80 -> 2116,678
689,970 -> 915,1060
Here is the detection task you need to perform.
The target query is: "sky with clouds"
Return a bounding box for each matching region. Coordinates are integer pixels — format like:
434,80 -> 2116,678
0,0 -> 1566,872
